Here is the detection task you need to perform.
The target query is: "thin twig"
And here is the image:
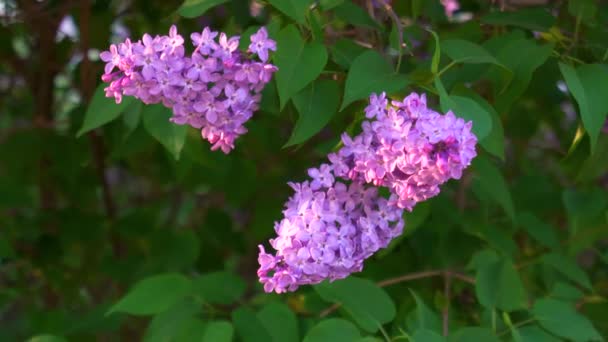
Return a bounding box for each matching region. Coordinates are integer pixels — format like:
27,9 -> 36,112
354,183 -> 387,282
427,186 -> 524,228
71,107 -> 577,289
319,269 -> 475,317
79,0 -> 117,221
376,0 -> 412,73
377,270 -> 443,287
442,271 -> 451,336
319,303 -> 341,318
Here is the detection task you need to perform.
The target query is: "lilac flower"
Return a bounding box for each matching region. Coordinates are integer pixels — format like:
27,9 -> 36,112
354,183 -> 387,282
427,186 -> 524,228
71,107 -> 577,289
216,33 -> 240,61
257,164 -> 404,293
365,92 -> 388,119
99,44 -> 121,74
248,27 -> 276,62
99,26 -> 277,153
191,27 -> 218,55
308,164 -> 335,190
328,92 -> 478,210
441,0 -> 460,19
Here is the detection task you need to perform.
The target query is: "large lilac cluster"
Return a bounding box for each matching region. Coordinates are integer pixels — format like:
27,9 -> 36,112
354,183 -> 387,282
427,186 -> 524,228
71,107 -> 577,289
100,26 -> 277,153
258,93 -> 477,293
257,164 -> 404,293
328,92 -> 477,210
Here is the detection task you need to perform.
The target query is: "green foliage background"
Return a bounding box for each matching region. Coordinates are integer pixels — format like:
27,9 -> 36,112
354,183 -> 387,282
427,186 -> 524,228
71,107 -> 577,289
1,0 -> 607,341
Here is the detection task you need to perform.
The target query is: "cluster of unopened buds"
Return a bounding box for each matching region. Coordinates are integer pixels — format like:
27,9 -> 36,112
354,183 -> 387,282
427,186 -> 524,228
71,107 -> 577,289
258,92 -> 477,293
100,25 -> 277,153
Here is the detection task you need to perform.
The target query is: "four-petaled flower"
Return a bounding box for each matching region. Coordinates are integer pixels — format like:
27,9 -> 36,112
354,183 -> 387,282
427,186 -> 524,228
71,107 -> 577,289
248,27 -> 277,62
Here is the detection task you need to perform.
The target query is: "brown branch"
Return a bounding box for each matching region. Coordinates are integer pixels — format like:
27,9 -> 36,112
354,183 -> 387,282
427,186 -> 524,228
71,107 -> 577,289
442,271 -> 452,336
14,0 -> 68,212
319,269 -> 475,317
377,270 -> 444,287
79,0 -> 117,221
456,170 -> 473,212
376,0 -> 413,60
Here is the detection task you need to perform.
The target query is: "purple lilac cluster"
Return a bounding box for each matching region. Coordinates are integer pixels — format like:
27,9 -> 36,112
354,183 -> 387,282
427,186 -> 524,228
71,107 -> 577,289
329,92 -> 477,210
100,25 -> 277,153
257,164 -> 404,293
258,93 -> 477,293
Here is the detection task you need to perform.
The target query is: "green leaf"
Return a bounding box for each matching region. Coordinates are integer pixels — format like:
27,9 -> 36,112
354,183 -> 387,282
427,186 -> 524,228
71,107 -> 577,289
202,321 -> 234,342
320,0 -> 344,10
267,0 -> 312,24
517,212 -> 561,250
441,39 -> 505,67
478,225 -> 518,258
143,300 -> 200,342
232,308 -> 273,342
488,39 -> 553,113
562,188 -> 608,236
568,0 -> 597,23
274,25 -> 328,109
533,299 -> 603,342
177,0 -> 229,18
303,319 -> 361,342
472,157 -> 516,222
559,63 -> 608,153
174,319 -> 207,342
429,30 -> 441,74
26,335 -> 68,342
314,277 -> 396,333
330,39 -> 366,70
356,338 -> 381,342
408,290 -> 442,333
542,253 -> 592,290
257,302 -> 299,342
122,101 -> 142,140
448,327 -> 500,342
108,273 -> 192,316
481,8 -> 556,31
439,93 -> 493,140
341,50 -> 409,110
333,1 -> 381,29
577,135 -> 608,182
518,326 -> 561,342
142,104 -> 187,160
451,87 -> 505,160
550,282 -> 584,302
192,271 -> 246,305
0,235 -> 14,260
475,258 -> 527,311
77,84 -> 135,137
285,80 -> 340,147
412,330 -> 446,342
467,249 -> 500,270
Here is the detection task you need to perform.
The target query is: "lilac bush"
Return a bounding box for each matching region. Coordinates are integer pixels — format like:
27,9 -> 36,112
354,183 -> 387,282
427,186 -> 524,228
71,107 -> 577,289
100,26 -> 277,153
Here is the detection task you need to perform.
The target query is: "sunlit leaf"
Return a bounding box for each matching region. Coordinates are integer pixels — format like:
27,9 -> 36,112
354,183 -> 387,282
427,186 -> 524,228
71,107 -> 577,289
341,50 -> 409,110
109,273 -> 192,316
315,277 -> 396,333
77,84 -> 135,137
274,25 -> 328,109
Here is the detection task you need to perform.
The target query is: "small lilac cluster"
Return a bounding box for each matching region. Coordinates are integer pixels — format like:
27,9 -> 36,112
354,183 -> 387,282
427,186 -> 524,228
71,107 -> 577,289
100,26 -> 277,153
258,93 -> 477,293
329,92 -> 477,210
441,0 -> 460,18
257,164 -> 404,293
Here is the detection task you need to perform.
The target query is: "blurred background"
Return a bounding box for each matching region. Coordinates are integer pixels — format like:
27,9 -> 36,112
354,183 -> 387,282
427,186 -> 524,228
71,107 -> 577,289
1,0 -> 607,341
